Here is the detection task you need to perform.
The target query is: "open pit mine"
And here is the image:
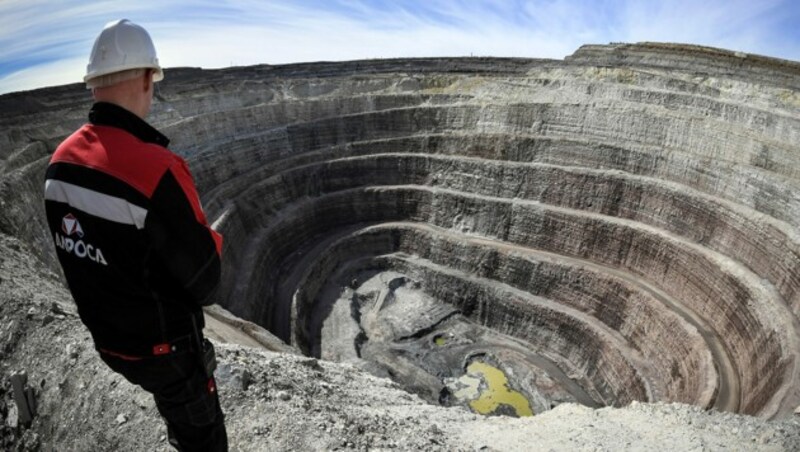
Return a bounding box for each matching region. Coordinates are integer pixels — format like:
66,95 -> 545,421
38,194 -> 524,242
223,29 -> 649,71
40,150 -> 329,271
2,43 -> 800,422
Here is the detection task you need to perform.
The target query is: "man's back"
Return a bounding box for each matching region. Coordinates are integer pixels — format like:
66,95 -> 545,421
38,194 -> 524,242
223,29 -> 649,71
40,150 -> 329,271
44,101 -> 222,355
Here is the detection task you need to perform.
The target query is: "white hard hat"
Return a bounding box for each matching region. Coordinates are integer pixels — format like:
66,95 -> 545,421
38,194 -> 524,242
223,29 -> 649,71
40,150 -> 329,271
84,19 -> 164,84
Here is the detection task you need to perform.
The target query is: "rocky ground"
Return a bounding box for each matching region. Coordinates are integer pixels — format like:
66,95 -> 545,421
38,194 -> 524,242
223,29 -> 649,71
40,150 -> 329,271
2,231 -> 800,451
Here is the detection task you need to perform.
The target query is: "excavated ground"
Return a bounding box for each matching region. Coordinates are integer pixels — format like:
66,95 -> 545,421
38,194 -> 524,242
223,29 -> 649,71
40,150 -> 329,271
2,43 -> 800,447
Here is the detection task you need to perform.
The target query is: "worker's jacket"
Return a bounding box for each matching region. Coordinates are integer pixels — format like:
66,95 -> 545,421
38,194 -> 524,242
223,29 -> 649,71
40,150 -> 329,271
44,102 -> 223,357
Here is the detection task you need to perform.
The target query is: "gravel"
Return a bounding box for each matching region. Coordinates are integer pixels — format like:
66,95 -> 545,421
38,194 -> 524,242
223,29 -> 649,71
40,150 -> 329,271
2,232 -> 799,451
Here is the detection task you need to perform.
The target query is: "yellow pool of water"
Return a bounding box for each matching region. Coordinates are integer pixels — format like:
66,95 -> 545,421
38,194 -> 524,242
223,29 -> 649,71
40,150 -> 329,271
466,361 -> 533,417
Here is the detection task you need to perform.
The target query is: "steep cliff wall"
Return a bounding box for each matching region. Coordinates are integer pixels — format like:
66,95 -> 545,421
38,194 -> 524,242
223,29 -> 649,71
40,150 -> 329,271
2,43 -> 799,419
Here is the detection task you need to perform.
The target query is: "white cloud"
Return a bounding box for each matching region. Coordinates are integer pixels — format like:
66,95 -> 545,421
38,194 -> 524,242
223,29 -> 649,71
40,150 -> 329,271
153,19 -> 574,71
0,57 -> 86,94
616,0 -> 786,52
1,0 -> 798,95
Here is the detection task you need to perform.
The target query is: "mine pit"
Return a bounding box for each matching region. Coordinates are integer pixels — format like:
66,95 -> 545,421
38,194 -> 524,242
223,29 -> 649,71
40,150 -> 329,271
3,43 -> 800,420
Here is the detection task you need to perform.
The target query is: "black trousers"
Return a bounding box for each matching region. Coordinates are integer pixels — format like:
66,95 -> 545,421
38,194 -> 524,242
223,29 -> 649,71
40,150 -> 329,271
99,347 -> 228,451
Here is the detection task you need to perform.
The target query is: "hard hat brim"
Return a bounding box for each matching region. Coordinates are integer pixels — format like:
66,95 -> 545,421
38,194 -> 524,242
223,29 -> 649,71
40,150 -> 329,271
84,64 -> 164,84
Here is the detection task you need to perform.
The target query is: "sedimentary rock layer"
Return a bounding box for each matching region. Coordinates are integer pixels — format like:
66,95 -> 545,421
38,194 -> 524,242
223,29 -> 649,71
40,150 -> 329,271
2,43 -> 799,417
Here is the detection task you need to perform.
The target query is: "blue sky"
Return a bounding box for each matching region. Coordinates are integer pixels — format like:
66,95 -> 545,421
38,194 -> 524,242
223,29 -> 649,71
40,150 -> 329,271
2,0 -> 799,94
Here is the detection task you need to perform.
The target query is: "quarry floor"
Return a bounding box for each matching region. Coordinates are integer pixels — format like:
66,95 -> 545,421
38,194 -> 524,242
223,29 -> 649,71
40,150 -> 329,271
2,233 -> 800,451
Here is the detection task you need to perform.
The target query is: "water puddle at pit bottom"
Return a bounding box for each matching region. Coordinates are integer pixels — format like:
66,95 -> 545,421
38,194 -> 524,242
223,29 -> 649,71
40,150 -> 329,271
447,361 -> 533,417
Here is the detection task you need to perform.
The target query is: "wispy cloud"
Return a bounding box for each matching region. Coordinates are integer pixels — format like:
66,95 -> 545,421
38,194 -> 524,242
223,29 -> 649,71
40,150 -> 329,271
1,0 -> 799,94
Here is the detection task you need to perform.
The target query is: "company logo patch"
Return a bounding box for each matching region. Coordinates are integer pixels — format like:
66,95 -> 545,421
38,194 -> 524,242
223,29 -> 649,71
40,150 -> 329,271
61,213 -> 84,238
55,213 -> 107,266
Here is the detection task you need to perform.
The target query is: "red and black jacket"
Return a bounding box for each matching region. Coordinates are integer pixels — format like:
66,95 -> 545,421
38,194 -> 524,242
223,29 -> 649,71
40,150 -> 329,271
44,102 -> 223,357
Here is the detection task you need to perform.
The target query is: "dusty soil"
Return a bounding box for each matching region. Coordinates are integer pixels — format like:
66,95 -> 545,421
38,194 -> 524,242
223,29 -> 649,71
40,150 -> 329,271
2,232 -> 800,451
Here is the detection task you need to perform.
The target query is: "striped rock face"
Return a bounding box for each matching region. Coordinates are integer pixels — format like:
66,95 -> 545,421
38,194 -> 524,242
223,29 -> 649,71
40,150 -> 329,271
2,43 -> 799,418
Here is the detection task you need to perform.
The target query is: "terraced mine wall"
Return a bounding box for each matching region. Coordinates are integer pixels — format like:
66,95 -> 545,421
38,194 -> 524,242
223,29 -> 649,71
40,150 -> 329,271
1,43 -> 799,418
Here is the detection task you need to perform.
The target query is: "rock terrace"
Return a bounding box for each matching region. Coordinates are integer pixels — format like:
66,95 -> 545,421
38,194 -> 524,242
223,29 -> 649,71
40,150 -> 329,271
2,42 -> 800,419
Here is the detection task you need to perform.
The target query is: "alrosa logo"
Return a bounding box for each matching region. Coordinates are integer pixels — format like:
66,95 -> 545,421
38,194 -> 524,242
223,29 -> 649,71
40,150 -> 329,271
55,214 -> 107,266
61,213 -> 84,238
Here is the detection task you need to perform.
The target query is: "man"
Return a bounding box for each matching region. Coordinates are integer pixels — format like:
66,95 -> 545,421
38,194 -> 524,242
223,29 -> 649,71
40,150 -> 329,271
43,19 -> 227,451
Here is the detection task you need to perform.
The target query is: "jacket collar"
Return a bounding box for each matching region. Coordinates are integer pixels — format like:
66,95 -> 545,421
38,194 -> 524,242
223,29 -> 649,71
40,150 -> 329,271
88,102 -> 170,148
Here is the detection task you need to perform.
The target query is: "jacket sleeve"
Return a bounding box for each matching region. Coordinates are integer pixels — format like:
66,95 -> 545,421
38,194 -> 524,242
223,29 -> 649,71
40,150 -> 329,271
145,158 -> 223,306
